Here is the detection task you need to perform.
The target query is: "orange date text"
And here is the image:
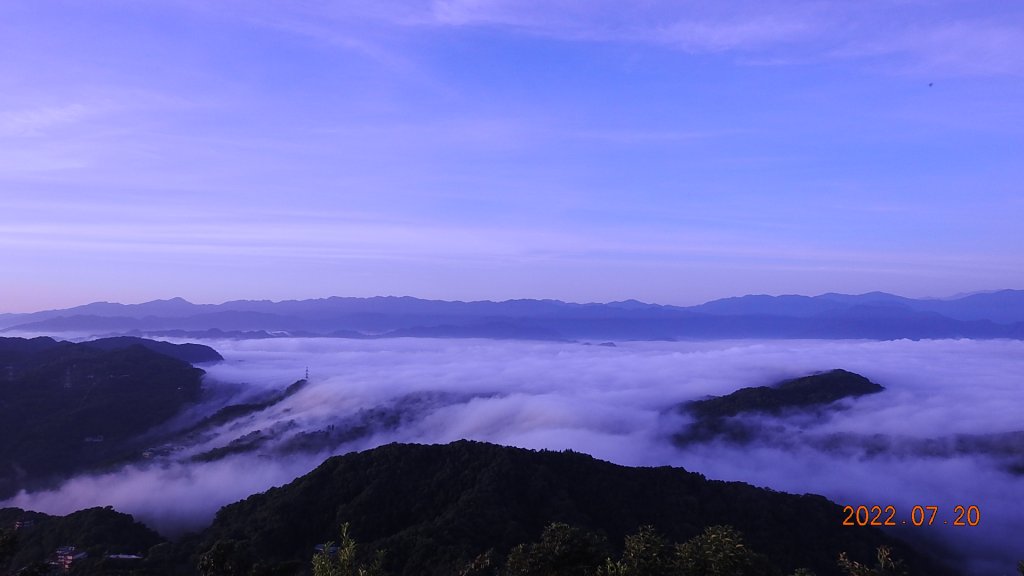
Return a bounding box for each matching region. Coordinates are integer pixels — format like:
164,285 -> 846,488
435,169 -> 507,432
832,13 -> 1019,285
841,505 -> 980,527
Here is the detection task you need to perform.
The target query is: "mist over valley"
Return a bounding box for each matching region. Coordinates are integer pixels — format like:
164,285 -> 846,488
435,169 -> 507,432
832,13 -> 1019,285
3,326 -> 1022,574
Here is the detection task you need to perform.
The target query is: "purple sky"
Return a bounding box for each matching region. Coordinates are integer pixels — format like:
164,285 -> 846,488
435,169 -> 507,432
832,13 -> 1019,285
1,1 -> 1023,312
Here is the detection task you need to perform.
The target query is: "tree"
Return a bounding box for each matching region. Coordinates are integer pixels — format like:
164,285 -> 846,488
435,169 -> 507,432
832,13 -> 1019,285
197,539 -> 251,576
457,550 -> 496,576
598,526 -> 675,576
837,546 -> 905,576
674,525 -> 774,576
312,523 -> 386,576
504,523 -> 609,576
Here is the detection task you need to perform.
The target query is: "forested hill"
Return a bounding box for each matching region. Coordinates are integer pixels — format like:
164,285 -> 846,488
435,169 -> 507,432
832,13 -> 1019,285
194,441 -> 952,576
0,336 -> 222,365
77,336 -> 223,364
0,337 -> 214,499
0,506 -> 163,574
684,369 -> 884,420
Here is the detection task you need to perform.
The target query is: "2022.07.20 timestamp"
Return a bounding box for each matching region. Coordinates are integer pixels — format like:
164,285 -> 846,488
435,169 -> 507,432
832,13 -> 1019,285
842,505 -> 980,527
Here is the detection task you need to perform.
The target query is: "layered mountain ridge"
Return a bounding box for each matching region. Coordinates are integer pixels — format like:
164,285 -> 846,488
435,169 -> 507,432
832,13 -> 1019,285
3,290 -> 1024,341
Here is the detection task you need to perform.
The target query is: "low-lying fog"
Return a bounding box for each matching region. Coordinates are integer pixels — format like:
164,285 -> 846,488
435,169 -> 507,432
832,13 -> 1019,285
6,337 -> 1023,574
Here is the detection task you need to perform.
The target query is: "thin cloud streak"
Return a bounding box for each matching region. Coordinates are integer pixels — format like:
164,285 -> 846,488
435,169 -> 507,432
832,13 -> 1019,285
137,0 -> 1024,77
0,218 -> 994,271
0,104 -> 95,137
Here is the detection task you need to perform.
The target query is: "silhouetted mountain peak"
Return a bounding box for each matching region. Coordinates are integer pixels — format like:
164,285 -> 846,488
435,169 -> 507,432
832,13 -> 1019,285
605,299 -> 657,310
149,296 -> 190,303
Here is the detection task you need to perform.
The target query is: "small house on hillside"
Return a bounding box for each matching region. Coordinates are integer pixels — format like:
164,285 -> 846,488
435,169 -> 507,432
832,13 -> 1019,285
50,546 -> 87,572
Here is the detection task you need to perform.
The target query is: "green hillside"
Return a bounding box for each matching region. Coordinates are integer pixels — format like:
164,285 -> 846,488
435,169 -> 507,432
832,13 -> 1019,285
191,441 -> 949,576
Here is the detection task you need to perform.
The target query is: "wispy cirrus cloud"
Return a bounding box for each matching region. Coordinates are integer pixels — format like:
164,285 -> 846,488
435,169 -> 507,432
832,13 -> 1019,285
836,20 -> 1024,76
296,0 -> 1024,76
0,104 -> 95,137
424,0 -> 826,52
0,201 -> 1008,280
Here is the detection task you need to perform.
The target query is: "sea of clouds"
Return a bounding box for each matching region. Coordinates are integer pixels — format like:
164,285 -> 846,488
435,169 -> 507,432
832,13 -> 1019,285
5,337 -> 1022,574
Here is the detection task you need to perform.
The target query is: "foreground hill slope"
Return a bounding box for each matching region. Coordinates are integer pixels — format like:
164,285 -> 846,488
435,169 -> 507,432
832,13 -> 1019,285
197,440 -> 949,576
0,337 -> 215,499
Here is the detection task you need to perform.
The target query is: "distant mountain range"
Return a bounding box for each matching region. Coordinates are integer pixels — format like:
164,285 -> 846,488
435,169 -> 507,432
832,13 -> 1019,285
2,290 -> 1024,340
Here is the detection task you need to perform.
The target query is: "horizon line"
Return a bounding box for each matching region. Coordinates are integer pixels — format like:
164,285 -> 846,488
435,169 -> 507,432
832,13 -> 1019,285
3,288 -> 1022,316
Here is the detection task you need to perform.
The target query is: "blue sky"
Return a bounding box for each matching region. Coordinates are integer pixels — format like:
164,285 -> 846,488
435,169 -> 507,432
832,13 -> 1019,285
1,1 -> 1022,311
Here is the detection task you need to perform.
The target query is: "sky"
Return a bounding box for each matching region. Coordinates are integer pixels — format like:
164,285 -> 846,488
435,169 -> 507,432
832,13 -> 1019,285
1,1 -> 1023,312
